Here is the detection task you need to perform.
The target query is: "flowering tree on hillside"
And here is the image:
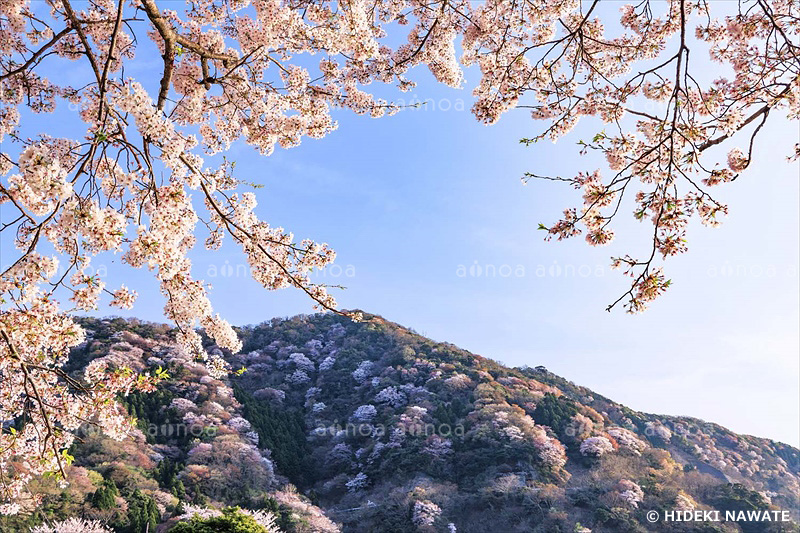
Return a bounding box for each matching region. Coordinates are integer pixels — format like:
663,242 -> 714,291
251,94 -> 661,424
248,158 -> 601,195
0,0 -> 797,513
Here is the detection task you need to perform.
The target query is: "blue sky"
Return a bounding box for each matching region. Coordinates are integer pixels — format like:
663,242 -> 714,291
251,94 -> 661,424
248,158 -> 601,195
80,73 -> 799,446
2,9 -> 798,447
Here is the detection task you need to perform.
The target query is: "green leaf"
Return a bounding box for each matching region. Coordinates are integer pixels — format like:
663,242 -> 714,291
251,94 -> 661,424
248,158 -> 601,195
60,449 -> 75,466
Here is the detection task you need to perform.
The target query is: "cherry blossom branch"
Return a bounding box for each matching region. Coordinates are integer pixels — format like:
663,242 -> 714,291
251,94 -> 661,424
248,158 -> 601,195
697,84 -> 792,152
0,27 -> 72,82
97,0 -> 125,120
60,0 -> 102,80
0,328 -> 67,479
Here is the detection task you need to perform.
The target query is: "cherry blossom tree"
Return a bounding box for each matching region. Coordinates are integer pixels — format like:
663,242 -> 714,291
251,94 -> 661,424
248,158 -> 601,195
615,479 -> 644,509
412,499 -> 442,528
175,505 -> 282,532
516,0 -> 799,312
606,427 -> 647,456
579,436 -> 615,457
1,0 -> 797,514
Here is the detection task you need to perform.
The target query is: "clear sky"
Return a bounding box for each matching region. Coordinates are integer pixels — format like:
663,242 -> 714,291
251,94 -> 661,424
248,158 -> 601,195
2,11 -> 798,447
80,70 -> 799,446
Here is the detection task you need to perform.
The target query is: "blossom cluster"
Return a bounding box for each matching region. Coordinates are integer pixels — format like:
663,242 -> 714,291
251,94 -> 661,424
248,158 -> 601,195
606,427 -> 648,456
580,436 -> 615,458
176,505 -> 281,532
616,479 -> 645,509
412,500 -> 443,527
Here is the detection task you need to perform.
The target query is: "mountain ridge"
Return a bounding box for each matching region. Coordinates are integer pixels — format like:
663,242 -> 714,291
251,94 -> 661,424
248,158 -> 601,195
228,310 -> 800,531
2,311 -> 796,533
328,312 -> 797,450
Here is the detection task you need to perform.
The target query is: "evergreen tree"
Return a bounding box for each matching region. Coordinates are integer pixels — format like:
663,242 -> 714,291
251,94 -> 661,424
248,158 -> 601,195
532,393 -> 578,436
124,490 -> 159,533
91,480 -> 119,511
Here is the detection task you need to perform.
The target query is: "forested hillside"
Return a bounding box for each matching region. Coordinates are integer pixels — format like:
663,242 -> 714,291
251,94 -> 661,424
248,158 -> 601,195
2,313 -> 798,533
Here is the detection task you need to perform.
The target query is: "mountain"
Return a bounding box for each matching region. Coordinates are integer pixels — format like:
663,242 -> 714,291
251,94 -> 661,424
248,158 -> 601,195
2,312 -> 798,533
